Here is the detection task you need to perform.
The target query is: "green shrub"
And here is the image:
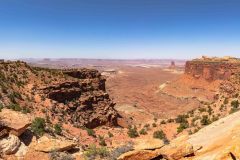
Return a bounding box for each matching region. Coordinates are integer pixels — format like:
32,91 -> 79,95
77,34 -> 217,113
139,128 -> 147,135
207,106 -> 213,115
201,115 -> 211,125
175,114 -> 188,123
108,131 -> 113,138
21,106 -> 31,114
0,103 -> 3,112
127,126 -> 139,138
84,144 -> 109,159
49,152 -> 74,160
86,128 -> 96,137
177,121 -> 189,133
224,98 -> 229,104
152,123 -> 157,127
98,135 -> 107,146
231,100 -> 239,109
198,108 -> 206,113
54,123 -> 62,135
160,120 -> 166,124
153,130 -> 165,139
31,117 -> 46,136
229,107 -> 239,114
153,130 -> 169,144
7,103 -> 22,112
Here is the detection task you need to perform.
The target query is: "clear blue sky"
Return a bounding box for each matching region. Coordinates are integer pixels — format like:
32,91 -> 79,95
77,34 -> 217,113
0,0 -> 239,59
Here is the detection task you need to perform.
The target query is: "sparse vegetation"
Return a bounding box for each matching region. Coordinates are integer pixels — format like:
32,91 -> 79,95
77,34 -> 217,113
177,121 -> 189,133
84,144 -> 109,159
152,123 -> 157,127
108,131 -> 114,138
54,123 -> 62,135
127,125 -> 139,138
139,128 -> 147,135
98,135 -> 107,146
201,115 -> 211,125
86,128 -> 96,137
153,130 -> 169,144
49,152 -> 74,160
31,117 -> 46,136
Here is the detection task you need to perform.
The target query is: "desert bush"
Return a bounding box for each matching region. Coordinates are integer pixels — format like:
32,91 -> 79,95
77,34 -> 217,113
201,115 -> 211,125
21,106 -> 31,114
7,103 -> 22,111
224,98 -> 229,104
108,131 -> 114,138
198,107 -> 206,113
231,100 -> 239,109
211,115 -> 219,122
54,123 -> 62,135
98,135 -> 107,146
49,151 -> 74,160
84,144 -> 109,159
160,120 -> 166,124
31,117 -> 46,136
175,114 -> 188,123
152,123 -> 157,127
139,128 -> 147,135
127,125 -> 139,138
86,128 -> 96,137
219,104 -> 225,111
229,107 -> 239,114
207,106 -> 213,115
167,118 -> 174,123
0,103 -> 3,112
108,143 -> 133,160
153,130 -> 169,144
177,121 -> 189,133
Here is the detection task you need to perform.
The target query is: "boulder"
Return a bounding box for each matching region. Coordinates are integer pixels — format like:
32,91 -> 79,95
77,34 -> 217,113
0,109 -> 31,136
133,138 -> 165,150
117,150 -> 161,160
34,136 -> 77,153
0,134 -> 21,155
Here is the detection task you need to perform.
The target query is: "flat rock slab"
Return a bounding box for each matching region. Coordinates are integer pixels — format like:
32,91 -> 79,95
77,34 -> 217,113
0,109 -> 31,136
34,136 -> 77,153
133,138 -> 165,150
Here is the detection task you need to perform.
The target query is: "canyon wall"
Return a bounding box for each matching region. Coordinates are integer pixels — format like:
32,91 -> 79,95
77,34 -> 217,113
185,58 -> 240,81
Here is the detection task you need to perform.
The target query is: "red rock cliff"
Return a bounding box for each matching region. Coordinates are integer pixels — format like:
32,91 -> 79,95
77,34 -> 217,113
185,57 -> 240,81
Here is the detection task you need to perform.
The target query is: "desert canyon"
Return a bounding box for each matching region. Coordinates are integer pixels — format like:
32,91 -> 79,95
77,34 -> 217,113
0,56 -> 240,160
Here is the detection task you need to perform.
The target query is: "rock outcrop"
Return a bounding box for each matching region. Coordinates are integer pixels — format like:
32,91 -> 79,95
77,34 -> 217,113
34,136 -> 77,153
185,56 -> 240,81
0,61 -> 119,130
0,134 -> 21,155
41,69 -> 118,128
0,109 -> 31,136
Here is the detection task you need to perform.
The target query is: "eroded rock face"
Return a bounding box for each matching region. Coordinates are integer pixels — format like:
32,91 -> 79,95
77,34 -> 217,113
42,69 -> 119,128
185,58 -> 240,81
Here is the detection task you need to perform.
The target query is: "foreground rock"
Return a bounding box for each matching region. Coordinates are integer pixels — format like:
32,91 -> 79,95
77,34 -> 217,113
117,150 -> 161,160
187,110 -> 240,159
133,138 -> 164,150
0,134 -> 21,155
118,136 -> 195,160
0,109 -> 31,136
34,136 -> 77,153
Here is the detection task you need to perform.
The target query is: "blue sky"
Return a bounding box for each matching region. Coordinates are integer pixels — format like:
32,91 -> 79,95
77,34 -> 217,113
0,0 -> 239,59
